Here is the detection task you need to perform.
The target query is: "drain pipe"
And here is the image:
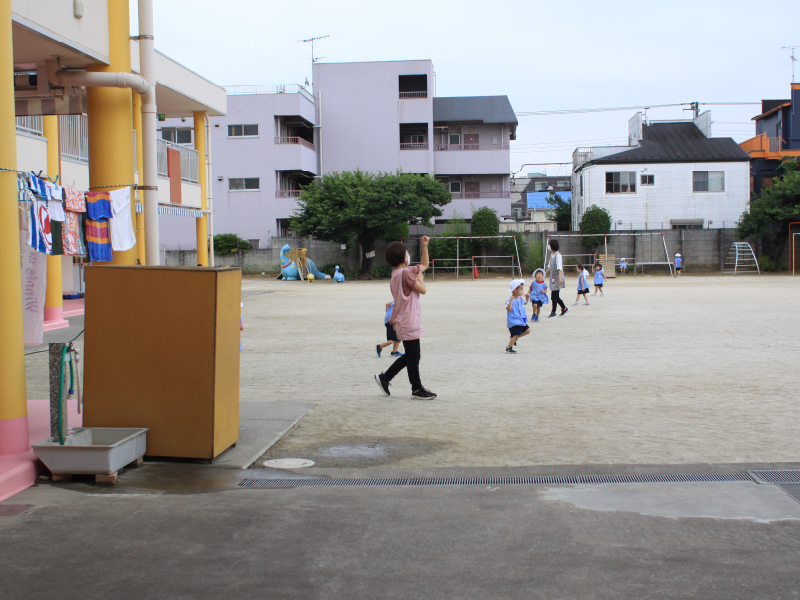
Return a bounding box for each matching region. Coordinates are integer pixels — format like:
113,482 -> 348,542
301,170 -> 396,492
205,113 -> 215,266
137,0 -> 159,265
45,61 -> 149,94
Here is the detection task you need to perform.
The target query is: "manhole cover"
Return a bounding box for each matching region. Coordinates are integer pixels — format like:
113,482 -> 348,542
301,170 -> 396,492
263,458 -> 315,469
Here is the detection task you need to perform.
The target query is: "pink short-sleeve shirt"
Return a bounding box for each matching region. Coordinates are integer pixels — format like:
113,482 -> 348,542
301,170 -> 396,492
390,265 -> 423,341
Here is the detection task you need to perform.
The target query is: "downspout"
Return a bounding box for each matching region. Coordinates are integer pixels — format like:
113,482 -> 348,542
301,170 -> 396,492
206,113 -> 215,266
137,0 -> 159,265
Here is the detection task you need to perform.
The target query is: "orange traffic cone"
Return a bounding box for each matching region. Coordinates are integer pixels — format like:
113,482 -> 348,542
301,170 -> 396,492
473,263 -> 480,278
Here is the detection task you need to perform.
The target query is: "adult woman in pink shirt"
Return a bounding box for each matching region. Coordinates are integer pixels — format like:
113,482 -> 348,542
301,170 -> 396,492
374,236 -> 437,400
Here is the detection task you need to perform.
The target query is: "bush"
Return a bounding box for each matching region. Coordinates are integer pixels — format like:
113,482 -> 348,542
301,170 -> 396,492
579,205 -> 612,248
213,233 -> 252,256
526,242 -> 544,274
758,256 -> 787,271
372,265 -> 394,278
319,263 -> 341,277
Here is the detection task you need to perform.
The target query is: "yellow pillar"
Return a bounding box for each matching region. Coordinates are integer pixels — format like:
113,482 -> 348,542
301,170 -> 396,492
0,0 -> 29,455
194,111 -> 208,266
132,90 -> 146,264
86,0 -> 136,265
42,115 -> 68,326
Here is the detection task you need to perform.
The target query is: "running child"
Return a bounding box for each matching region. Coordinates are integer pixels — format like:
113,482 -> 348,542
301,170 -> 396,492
573,264 -> 590,306
593,263 -> 605,296
528,268 -> 548,322
374,236 -> 436,400
505,279 -> 529,354
675,253 -> 682,275
620,257 -> 628,274
376,300 -> 403,358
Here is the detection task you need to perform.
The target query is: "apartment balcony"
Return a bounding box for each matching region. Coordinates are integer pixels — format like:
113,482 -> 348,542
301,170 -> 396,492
400,142 -> 429,150
450,191 -> 510,200
276,190 -> 303,198
572,145 -> 633,171
433,143 -> 510,175
740,133 -> 800,161
399,91 -> 427,99
274,136 -> 318,175
157,139 -> 199,183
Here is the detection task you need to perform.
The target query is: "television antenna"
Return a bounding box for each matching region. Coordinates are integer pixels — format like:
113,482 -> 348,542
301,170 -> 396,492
783,46 -> 798,83
299,35 -> 329,64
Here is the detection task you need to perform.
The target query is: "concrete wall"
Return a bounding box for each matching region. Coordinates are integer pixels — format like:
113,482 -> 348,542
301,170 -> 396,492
15,132 -> 47,172
574,161 -> 750,230
61,158 -> 89,190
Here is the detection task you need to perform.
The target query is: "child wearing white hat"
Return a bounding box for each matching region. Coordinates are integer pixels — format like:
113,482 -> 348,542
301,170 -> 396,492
505,279 -> 530,354
675,253 -> 682,275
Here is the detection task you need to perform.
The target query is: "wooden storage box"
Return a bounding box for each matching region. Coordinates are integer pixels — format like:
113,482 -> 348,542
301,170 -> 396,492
82,266 -> 240,459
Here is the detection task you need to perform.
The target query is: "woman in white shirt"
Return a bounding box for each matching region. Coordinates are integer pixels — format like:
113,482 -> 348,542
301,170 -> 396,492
545,239 -> 568,318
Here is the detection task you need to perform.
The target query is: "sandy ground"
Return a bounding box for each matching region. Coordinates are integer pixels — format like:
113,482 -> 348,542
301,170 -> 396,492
240,271 -> 800,468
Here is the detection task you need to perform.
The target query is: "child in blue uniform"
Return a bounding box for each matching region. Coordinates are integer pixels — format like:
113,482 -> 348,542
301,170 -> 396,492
376,300 -> 403,357
620,258 -> 628,274
593,263 -> 605,296
505,279 -> 529,354
573,264 -> 590,306
675,253 -> 682,275
528,268 -> 548,322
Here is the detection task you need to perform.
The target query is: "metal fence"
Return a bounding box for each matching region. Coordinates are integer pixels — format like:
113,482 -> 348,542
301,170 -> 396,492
59,114 -> 89,162
157,138 -> 199,183
15,116 -> 43,136
224,84 -> 314,103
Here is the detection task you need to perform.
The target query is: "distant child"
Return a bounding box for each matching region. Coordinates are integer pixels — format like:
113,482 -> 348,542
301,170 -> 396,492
528,268 -> 548,322
505,279 -> 529,354
675,253 -> 682,275
376,300 -> 403,358
620,258 -> 628,274
593,263 -> 605,296
573,264 -> 590,306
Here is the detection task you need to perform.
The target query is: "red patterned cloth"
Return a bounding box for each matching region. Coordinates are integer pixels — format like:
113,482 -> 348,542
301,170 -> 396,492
64,187 -> 86,212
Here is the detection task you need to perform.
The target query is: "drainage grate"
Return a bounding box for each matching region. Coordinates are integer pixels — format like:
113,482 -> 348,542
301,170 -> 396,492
238,472 -> 752,489
749,470 -> 800,484
779,485 -> 800,505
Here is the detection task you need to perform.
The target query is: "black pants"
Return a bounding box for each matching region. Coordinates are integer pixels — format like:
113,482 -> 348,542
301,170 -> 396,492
384,339 -> 422,391
550,290 -> 566,313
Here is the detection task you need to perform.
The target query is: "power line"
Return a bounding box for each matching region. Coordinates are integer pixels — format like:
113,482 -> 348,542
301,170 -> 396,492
516,101 -> 759,117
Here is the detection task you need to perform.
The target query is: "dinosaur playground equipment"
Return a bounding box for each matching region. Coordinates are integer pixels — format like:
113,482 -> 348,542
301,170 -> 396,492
279,244 -> 332,281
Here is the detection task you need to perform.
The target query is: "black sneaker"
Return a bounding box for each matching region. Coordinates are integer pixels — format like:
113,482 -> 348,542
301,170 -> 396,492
548,312 -> 558,318
560,308 -> 569,316
505,346 -> 516,353
374,373 -> 391,396
376,344 -> 382,357
411,387 -> 437,400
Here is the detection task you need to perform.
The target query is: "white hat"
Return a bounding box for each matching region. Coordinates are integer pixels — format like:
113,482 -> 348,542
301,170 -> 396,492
509,278 -> 525,293
675,253 -> 681,257
533,268 -> 545,278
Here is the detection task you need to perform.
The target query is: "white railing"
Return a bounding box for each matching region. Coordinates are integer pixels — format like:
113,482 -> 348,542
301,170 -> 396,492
16,116 -> 43,136
434,143 -> 509,151
276,190 -> 302,197
224,84 -> 314,103
450,191 -> 510,199
275,137 -> 316,151
400,142 -> 428,150
157,138 -> 199,183
573,145 -> 632,170
60,115 -> 89,163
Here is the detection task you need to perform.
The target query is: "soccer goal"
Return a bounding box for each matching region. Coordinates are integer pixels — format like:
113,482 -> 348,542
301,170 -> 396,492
543,232 -> 675,278
428,235 -> 523,280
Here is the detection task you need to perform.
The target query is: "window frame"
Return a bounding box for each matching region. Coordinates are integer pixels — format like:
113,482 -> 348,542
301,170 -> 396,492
227,124 -> 259,138
228,177 -> 260,191
449,181 -> 462,193
640,174 -> 655,186
160,128 -> 193,145
692,171 -> 725,193
605,171 -> 637,194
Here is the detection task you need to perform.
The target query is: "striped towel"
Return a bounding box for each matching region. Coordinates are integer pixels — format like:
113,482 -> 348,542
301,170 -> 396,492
85,191 -> 113,220
86,218 -> 112,262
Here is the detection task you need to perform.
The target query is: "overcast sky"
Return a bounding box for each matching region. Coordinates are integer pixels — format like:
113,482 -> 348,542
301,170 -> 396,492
133,0 -> 797,176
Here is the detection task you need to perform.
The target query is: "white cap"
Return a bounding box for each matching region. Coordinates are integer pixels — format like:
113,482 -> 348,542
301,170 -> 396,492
533,268 -> 545,278
509,278 -> 525,293
675,253 -> 681,257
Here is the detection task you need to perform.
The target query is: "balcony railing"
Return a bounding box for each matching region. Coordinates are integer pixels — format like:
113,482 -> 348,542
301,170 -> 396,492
60,115 -> 89,163
434,143 -> 509,151
400,142 -> 428,150
399,91 -> 427,99
740,133 -> 786,156
224,84 -> 314,103
275,136 -> 316,151
450,191 -> 510,199
157,138 -> 199,183
573,145 -> 633,170
15,116 -> 43,136
276,190 -> 303,198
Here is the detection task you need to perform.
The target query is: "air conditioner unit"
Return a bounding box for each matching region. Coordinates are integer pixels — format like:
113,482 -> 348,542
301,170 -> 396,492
434,126 -> 449,133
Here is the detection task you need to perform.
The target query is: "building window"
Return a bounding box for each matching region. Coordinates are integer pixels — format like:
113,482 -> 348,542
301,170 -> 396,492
161,128 -> 192,144
762,175 -> 775,189
693,171 -> 724,192
449,133 -> 460,145
450,181 -> 461,193
410,134 -> 425,144
398,74 -> 427,98
229,178 -> 260,191
534,182 -> 547,191
556,180 -> 569,187
228,124 -> 259,137
641,174 -> 655,186
605,172 -> 636,193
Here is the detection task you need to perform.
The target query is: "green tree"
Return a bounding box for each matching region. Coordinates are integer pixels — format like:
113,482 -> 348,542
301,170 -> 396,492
291,169 -> 451,277
737,159 -> 800,264
212,233 -> 252,256
470,206 -> 500,267
579,205 -> 612,250
546,191 -> 572,231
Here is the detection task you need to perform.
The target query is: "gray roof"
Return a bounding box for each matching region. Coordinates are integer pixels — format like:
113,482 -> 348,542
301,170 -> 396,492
580,122 -> 749,170
433,96 -> 517,126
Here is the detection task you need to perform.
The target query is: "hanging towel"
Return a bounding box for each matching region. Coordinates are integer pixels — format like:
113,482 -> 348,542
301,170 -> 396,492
85,191 -> 113,220
49,198 -> 66,222
44,181 -> 63,201
27,200 -> 52,254
62,211 -> 84,255
108,187 -> 136,251
27,173 -> 48,199
51,220 -> 64,255
86,218 -> 113,262
64,187 -> 86,212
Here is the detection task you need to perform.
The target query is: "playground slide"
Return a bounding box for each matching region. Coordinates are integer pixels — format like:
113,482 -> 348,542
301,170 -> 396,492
306,257 -> 332,280
280,244 -> 300,280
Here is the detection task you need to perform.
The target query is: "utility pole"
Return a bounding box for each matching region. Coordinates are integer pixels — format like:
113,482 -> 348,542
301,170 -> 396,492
783,46 -> 798,83
300,35 -> 330,65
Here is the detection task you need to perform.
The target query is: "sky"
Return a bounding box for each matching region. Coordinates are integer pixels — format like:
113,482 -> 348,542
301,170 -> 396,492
132,0 -> 798,175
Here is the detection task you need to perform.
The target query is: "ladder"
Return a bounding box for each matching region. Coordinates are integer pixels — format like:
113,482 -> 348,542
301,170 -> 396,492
723,242 -> 760,276
598,254 -> 616,278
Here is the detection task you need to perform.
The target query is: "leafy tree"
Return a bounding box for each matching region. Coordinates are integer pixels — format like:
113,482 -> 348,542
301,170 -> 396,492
546,191 -> 572,231
212,233 -> 252,256
737,159 -> 800,264
470,206 -> 500,266
291,169 -> 450,277
579,205 -> 612,250
381,221 -> 410,241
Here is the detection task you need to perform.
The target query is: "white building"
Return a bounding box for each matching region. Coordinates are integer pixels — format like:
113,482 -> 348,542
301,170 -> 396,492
571,113 -> 750,230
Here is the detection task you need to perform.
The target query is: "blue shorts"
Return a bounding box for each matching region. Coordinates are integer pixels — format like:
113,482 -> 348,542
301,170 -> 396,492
509,325 -> 529,337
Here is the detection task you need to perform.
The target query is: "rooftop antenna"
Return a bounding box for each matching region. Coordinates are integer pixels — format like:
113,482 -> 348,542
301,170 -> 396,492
782,46 -> 798,83
299,35 -> 330,64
